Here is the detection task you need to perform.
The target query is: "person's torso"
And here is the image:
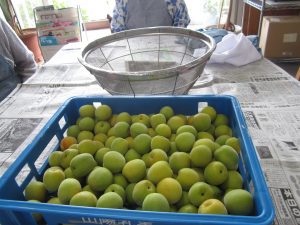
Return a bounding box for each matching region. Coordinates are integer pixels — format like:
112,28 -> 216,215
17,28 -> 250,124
126,0 -> 173,30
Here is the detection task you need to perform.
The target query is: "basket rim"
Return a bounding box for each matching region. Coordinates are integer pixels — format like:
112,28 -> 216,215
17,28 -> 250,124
77,26 -> 216,78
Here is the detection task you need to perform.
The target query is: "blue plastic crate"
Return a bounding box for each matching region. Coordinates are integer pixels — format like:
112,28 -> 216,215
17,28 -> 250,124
0,95 -> 275,225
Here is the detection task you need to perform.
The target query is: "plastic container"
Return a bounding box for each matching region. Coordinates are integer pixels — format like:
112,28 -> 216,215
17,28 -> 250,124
0,95 -> 275,225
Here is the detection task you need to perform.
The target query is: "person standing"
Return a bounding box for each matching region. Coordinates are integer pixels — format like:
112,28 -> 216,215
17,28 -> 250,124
111,0 -> 190,33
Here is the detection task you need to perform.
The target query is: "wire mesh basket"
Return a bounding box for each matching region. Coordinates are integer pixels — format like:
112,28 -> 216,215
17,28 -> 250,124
78,27 -> 216,95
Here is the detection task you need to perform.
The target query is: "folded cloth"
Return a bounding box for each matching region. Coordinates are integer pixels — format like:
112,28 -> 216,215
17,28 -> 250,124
197,28 -> 229,44
196,28 -> 260,50
247,35 -> 260,50
208,33 -> 262,66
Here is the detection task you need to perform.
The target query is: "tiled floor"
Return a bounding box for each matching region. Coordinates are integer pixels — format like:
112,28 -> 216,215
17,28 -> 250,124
271,60 -> 300,79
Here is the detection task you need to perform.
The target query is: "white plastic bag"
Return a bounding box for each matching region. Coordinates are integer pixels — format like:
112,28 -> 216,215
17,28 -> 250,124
208,33 -> 262,66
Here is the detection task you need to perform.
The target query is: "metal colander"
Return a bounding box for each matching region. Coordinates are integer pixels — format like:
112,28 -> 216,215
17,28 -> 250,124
78,27 -> 216,95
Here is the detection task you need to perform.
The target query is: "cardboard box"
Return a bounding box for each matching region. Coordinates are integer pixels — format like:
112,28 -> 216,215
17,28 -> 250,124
259,16 -> 300,58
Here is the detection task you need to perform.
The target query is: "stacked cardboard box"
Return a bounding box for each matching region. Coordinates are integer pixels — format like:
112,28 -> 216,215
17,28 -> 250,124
259,16 -> 300,58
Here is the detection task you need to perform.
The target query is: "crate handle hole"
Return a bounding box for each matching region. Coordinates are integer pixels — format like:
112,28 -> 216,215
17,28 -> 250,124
15,163 -> 31,188
34,135 -> 59,174
58,116 -> 66,130
197,102 -> 208,112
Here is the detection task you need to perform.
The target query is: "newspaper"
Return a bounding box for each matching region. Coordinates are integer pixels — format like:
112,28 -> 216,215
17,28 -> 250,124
26,64 -> 97,84
0,41 -> 300,225
196,63 -> 300,224
0,84 -> 109,118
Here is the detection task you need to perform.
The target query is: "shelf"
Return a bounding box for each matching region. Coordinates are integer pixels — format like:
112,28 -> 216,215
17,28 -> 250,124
33,6 -> 82,62
244,0 -> 300,10
243,0 -> 264,10
242,0 -> 300,36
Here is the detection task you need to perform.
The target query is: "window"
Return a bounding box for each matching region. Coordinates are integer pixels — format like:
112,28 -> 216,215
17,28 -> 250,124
12,0 -> 44,28
11,0 -> 229,30
186,0 -> 230,29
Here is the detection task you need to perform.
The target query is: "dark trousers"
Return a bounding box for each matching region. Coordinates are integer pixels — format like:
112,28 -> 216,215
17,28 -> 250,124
0,55 -> 21,102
